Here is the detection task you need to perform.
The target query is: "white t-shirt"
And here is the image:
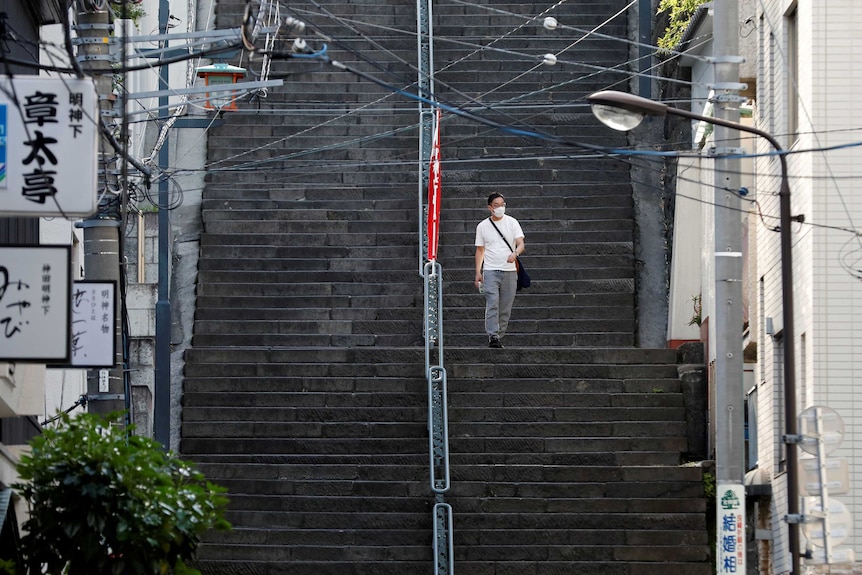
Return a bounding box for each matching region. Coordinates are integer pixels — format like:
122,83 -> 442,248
475,215 -> 524,271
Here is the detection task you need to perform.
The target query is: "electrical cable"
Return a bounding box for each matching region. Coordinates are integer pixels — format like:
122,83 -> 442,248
213,2 -> 697,174
20,0 -> 861,253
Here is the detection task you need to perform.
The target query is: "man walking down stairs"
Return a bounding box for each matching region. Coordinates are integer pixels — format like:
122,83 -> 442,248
181,1 -> 712,573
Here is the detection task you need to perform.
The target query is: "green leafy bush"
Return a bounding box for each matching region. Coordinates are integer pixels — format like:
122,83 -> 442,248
657,0 -> 711,50
13,412 -> 229,575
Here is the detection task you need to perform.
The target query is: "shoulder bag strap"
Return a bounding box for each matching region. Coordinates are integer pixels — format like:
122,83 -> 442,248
488,217 -> 515,253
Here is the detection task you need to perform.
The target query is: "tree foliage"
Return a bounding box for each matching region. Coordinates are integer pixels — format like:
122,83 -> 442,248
13,412 -> 230,575
657,0 -> 711,50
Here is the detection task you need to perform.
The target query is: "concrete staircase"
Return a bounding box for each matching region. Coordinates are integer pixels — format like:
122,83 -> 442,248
181,1 -> 711,573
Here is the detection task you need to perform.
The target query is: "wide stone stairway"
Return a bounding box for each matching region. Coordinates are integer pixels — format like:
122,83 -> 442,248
181,1 -> 712,573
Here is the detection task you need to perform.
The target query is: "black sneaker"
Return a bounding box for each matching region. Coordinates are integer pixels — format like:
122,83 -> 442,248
488,336 -> 503,348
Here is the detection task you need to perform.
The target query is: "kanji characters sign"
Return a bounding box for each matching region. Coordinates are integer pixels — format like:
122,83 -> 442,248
0,245 -> 71,362
717,483 -> 746,574
0,77 -> 98,216
69,280 -> 116,368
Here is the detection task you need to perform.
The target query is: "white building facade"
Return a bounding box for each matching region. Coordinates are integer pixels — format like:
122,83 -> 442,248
667,0 -> 862,572
751,0 -> 861,571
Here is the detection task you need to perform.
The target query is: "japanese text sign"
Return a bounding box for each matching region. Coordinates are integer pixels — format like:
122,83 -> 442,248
0,77 -> 98,216
717,483 -> 746,574
69,280 -> 116,368
0,245 -> 71,362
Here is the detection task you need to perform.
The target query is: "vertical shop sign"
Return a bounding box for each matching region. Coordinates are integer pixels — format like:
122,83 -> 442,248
0,77 -> 98,216
717,483 -> 746,574
0,245 -> 71,362
69,281 -> 116,368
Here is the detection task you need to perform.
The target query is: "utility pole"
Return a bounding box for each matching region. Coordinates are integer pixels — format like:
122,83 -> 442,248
74,4 -> 126,418
711,0 -> 748,573
153,0 -> 171,451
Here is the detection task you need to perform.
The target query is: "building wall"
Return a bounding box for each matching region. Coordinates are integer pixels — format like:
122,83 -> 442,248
809,0 -> 862,561
755,0 -> 862,568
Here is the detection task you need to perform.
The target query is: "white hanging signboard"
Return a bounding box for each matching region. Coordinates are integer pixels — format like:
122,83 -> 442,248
69,280 -> 116,368
0,77 -> 98,216
0,245 -> 71,362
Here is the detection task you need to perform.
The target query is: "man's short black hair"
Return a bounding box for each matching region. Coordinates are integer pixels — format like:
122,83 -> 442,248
487,193 -> 504,205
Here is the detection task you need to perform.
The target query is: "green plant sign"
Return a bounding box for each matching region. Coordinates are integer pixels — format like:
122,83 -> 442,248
13,412 -> 229,575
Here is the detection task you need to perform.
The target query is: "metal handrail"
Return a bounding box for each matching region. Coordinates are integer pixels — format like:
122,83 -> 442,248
433,502 -> 454,575
424,261 -> 444,373
418,1 -> 452,571
428,365 -> 451,494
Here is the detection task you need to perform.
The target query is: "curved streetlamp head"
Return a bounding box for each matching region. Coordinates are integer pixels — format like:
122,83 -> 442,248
587,90 -> 670,131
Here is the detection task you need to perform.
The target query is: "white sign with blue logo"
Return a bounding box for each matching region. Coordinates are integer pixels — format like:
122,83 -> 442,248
717,483 -> 746,574
0,77 -> 98,216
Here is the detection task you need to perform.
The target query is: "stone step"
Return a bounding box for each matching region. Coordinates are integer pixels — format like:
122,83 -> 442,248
192,304 -> 634,322
199,181 -> 634,200
194,280 -> 421,297
190,332 -> 636,348
196,240 -> 634,259
184,387 -> 683,408
213,508 -> 704,532
194,264 -> 632,284
191,317 -> 633,337
182,355 -> 678,378
183,434 -> 689,458
181,375 -> 684,394
196,253 -> 633,272
182,419 -> 686,439
195,542 -> 706,568
200,193 -> 633,211
192,290 -> 632,311
182,346 -> 678,364
219,493 -> 704,515
200,205 -> 634,223
191,559 -> 709,575
198,229 -> 634,247
183,404 -> 684,424
184,450 -> 683,467
193,278 -> 633,297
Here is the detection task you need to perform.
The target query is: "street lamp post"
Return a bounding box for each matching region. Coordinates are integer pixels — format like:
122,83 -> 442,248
587,90 -> 800,574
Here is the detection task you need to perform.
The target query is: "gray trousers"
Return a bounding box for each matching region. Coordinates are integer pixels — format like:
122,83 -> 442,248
483,269 -> 517,339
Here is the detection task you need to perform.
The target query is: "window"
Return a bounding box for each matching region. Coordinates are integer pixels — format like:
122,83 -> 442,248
774,334 -> 786,472
786,6 -> 799,145
745,386 -> 758,471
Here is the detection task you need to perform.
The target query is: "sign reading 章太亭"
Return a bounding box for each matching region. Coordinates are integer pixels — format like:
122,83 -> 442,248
0,77 -> 98,216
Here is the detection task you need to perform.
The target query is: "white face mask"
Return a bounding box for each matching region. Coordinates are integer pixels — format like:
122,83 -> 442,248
492,206 -> 505,218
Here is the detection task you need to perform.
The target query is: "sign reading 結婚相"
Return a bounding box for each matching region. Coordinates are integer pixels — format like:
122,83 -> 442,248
717,483 -> 746,574
0,77 -> 98,216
